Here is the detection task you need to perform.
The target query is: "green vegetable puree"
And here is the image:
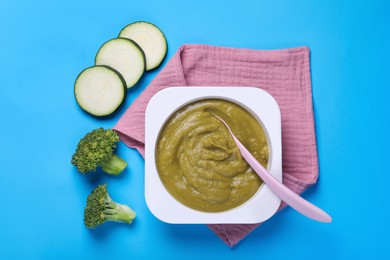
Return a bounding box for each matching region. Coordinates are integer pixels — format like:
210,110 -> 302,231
156,99 -> 269,212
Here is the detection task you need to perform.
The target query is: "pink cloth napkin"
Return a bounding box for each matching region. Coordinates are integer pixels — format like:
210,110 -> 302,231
114,44 -> 318,247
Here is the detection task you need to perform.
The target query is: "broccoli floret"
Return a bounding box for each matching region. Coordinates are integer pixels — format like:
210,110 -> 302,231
84,184 -> 136,228
71,128 -> 127,175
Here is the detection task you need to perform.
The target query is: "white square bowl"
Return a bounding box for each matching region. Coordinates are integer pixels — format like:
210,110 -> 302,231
145,87 -> 282,224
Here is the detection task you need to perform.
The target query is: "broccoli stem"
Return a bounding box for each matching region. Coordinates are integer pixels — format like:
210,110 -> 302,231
100,154 -> 128,175
105,196 -> 136,224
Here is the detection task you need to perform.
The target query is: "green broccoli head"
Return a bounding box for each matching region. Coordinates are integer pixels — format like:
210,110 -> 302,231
84,184 -> 136,228
71,128 -> 127,175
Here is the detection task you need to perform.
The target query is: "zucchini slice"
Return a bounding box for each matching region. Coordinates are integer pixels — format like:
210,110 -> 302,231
119,21 -> 167,71
74,65 -> 126,117
95,38 -> 145,89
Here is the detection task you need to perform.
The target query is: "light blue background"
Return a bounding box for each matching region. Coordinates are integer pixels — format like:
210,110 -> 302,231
1,0 -> 389,259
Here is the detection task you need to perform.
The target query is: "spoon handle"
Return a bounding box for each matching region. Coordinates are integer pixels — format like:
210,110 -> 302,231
232,134 -> 332,223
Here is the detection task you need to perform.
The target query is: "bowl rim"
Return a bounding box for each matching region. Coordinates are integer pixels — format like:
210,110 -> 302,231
145,86 -> 282,224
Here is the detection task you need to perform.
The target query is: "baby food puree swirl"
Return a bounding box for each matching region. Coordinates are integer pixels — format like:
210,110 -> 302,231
156,99 -> 269,212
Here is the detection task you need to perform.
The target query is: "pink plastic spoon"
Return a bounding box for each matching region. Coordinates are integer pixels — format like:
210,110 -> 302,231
211,113 -> 332,223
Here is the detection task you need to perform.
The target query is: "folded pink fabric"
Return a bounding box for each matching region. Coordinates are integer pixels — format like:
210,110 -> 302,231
114,44 -> 318,247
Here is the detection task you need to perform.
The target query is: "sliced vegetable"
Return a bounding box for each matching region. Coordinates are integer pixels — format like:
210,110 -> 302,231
74,65 -> 126,117
119,21 -> 167,71
95,38 -> 145,89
